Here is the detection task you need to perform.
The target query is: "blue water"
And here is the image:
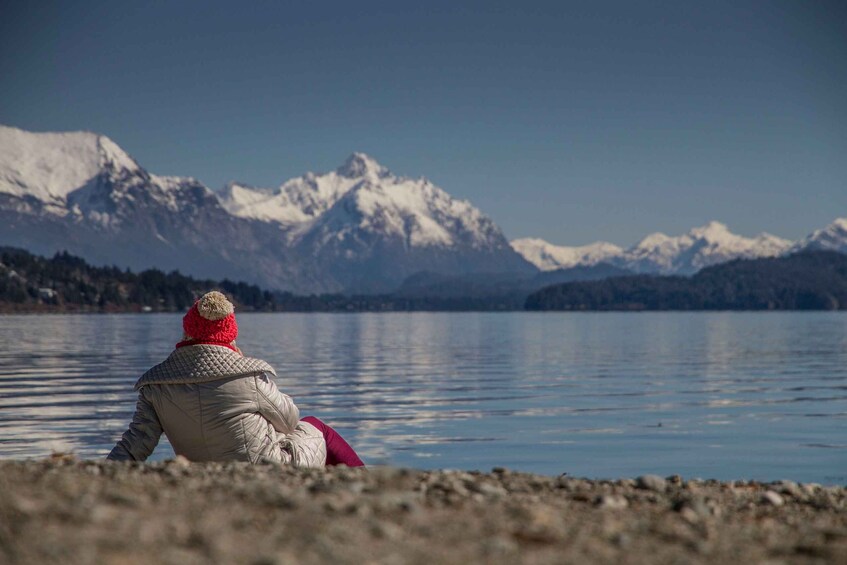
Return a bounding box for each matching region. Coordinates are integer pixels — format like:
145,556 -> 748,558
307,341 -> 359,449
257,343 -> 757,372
0,312 -> 845,484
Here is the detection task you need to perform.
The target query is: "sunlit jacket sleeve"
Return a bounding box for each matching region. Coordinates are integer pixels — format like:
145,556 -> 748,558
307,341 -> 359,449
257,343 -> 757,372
255,371 -> 300,434
106,388 -> 163,461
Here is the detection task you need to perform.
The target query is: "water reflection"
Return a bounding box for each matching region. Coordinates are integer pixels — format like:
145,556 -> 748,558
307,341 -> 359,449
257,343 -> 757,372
0,312 -> 845,483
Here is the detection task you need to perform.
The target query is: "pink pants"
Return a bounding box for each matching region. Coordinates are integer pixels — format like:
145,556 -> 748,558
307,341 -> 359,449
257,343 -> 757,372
301,416 -> 365,467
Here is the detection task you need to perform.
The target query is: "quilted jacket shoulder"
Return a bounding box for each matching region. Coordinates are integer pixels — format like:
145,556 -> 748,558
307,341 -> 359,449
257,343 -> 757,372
135,345 -> 275,389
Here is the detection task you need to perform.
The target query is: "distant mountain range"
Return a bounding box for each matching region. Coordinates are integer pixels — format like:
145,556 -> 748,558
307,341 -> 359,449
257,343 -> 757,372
0,125 -> 531,293
512,219 -> 847,275
1,124 -> 845,293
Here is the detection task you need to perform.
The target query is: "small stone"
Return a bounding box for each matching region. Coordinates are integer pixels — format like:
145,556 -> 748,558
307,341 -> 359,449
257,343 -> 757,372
555,475 -> 574,489
475,482 -> 508,499
761,491 -> 785,507
90,504 -> 121,524
596,494 -> 629,509
345,481 -> 366,495
666,474 -> 683,485
482,536 -> 519,555
49,452 -> 78,465
452,481 -> 470,496
802,483 -> 821,496
370,520 -> 403,540
775,480 -> 802,498
170,455 -> 191,468
679,507 -> 701,524
673,497 -> 709,518
11,496 -> 42,516
685,480 -> 702,493
636,475 -> 667,492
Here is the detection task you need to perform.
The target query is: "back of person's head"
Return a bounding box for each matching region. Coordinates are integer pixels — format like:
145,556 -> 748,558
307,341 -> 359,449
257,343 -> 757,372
179,291 -> 239,349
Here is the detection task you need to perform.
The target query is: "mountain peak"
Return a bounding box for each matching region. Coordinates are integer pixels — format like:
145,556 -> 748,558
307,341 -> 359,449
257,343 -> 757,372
795,216 -> 847,254
96,134 -> 140,172
510,238 -> 624,271
633,232 -> 672,249
688,221 -> 735,243
0,125 -> 139,204
337,152 -> 389,179
690,221 -> 729,236
831,217 -> 847,231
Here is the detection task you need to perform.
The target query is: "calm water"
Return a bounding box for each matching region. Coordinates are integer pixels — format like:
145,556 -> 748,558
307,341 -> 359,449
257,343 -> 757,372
0,312 -> 845,484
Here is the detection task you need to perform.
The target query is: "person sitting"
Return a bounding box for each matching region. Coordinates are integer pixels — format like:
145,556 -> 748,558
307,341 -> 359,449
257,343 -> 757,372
107,291 -> 364,467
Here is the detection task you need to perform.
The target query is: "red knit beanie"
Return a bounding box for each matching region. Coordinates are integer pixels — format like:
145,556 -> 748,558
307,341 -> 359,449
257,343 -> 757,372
177,291 -> 238,348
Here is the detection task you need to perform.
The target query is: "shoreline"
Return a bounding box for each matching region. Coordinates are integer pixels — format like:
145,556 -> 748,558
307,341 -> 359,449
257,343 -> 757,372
2,308 -> 846,315
1,457 -> 845,564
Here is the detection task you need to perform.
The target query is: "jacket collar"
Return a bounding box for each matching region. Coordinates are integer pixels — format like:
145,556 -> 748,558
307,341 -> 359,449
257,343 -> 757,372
134,344 -> 276,390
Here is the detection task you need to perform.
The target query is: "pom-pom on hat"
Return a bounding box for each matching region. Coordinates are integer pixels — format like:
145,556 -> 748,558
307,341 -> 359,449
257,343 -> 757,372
178,291 -> 238,349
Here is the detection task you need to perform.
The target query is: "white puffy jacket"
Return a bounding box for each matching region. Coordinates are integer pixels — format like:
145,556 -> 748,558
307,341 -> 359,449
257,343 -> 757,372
107,345 -> 326,467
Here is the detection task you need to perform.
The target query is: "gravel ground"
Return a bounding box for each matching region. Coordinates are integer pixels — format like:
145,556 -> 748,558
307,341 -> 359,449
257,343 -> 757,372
1,456 -> 845,564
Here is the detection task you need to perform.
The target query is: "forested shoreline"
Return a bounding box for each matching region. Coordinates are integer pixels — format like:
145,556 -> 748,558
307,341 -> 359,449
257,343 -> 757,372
3,246 -> 847,313
526,251 -> 847,311
0,247 -> 520,312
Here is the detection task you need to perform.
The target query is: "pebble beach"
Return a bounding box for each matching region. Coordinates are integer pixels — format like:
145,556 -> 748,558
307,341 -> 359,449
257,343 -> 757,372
1,456 -> 845,564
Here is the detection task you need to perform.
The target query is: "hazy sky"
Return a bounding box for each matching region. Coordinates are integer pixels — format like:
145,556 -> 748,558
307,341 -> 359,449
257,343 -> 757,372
1,1 -> 845,246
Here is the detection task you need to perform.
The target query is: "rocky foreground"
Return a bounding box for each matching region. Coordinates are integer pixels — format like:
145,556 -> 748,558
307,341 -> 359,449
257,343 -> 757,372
1,457 -> 845,564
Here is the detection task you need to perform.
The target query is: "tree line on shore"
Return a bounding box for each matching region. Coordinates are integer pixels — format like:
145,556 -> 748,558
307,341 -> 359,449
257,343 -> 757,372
2,246 -> 846,312
0,247 -> 275,313
525,251 -> 847,311
0,246 -> 519,312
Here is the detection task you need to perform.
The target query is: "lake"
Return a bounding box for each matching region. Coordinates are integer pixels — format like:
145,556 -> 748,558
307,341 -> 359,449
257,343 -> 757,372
0,312 -> 845,484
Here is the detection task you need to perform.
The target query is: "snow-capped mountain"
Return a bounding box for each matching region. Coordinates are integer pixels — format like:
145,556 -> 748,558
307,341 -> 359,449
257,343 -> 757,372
0,127 -> 136,201
221,152 -> 533,292
221,152 -> 507,248
794,218 -> 847,254
510,238 -> 623,271
4,124 -> 843,292
219,153 -> 382,233
622,221 -> 792,274
0,125 -> 209,220
0,126 -> 533,293
514,221 -> 794,275
0,125 -> 314,290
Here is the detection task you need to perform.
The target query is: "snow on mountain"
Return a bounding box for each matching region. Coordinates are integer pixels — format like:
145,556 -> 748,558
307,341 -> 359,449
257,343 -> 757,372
623,221 -> 792,274
304,167 -> 501,249
0,124 -> 199,221
218,153 -> 402,241
7,124 -> 839,293
222,152 -> 513,251
218,154 -> 377,230
510,238 -> 623,271
0,125 -> 139,211
794,218 -> 847,254
309,179 -> 455,247
0,127 -> 533,293
0,125 -> 306,290
218,182 -> 303,226
512,222 -> 794,276
282,154 -> 533,292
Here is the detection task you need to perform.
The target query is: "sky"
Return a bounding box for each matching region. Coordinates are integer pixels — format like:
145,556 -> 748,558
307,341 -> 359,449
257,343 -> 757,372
1,0 -> 845,246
